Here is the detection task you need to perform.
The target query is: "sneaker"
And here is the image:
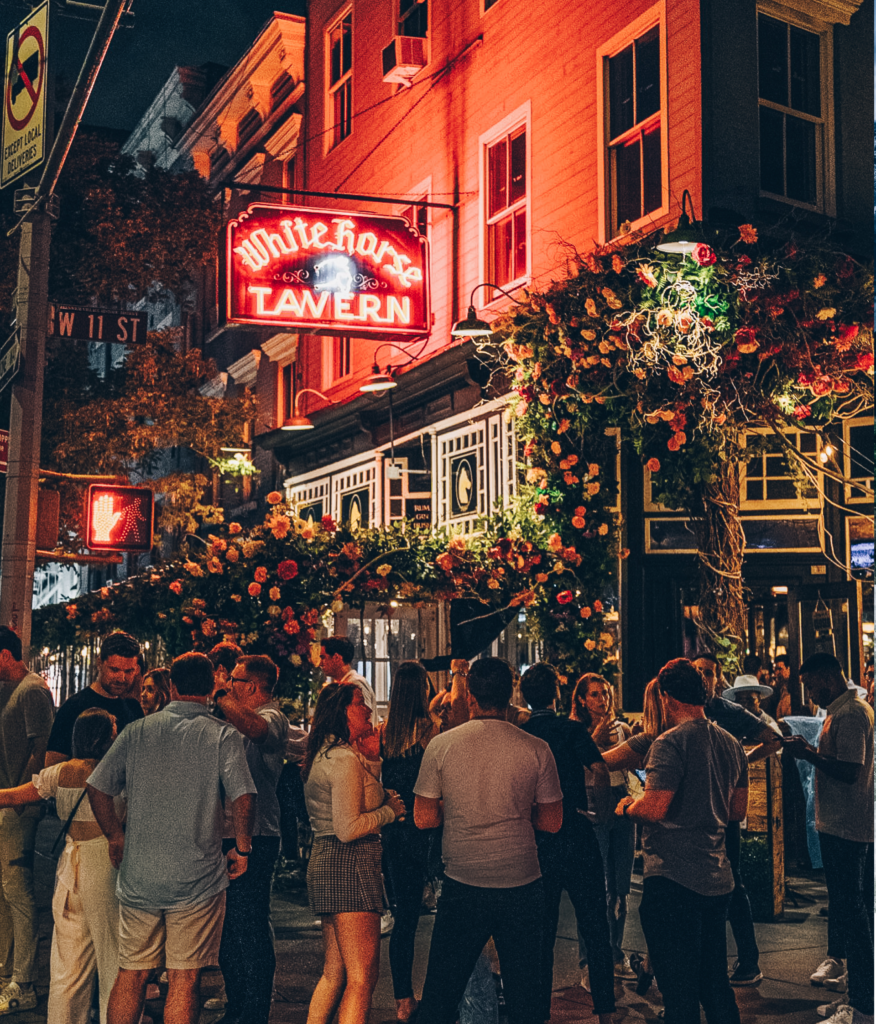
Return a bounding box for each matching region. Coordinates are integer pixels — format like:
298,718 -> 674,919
0,983 -> 37,1015
614,955 -> 637,980
822,1004 -> 854,1024
204,997 -> 228,1010
811,959 -> 845,986
818,995 -> 849,1017
729,961 -> 763,986
579,967 -> 590,992
825,974 -> 849,993
380,911 -> 394,936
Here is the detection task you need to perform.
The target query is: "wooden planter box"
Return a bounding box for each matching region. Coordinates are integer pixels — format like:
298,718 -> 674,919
740,753 -> 784,921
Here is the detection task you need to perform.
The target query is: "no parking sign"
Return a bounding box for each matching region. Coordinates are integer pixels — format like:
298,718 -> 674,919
1,1 -> 48,188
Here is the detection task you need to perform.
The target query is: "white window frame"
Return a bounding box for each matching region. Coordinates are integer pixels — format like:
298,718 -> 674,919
397,0 -> 428,40
756,1 -> 835,216
479,102 -> 531,304
843,415 -> 874,505
645,514 -> 823,554
326,7 -> 353,152
596,1 -> 668,244
322,336 -> 353,391
740,427 -> 823,510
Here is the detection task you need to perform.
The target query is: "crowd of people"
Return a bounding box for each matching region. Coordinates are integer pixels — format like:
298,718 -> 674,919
0,623 -> 872,1024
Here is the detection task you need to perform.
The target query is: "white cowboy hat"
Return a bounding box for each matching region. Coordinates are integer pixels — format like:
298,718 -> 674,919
724,675 -> 773,700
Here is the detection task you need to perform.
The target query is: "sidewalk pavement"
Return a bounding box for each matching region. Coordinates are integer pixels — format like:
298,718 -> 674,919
21,812 -> 839,1024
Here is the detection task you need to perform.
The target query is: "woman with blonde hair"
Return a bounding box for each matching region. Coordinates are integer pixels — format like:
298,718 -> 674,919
380,661 -> 440,1021
303,683 -> 405,1024
571,673 -> 637,982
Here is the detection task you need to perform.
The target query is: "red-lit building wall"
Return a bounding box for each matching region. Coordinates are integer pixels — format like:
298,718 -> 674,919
296,0 -> 702,411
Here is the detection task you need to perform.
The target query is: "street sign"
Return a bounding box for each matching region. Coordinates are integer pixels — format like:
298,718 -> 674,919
85,484 -> 153,553
48,304 -> 148,344
1,1 -> 48,188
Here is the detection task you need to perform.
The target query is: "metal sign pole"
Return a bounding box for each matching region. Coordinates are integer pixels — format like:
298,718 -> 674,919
0,206 -> 51,647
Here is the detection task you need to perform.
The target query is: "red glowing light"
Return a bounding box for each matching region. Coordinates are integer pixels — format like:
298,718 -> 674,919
225,204 -> 429,336
86,485 -> 154,552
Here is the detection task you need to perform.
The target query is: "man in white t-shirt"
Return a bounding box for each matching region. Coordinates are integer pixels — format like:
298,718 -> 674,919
320,636 -> 378,725
414,657 -> 563,1024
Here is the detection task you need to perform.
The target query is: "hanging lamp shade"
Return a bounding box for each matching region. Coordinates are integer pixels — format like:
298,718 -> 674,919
451,305 -> 494,338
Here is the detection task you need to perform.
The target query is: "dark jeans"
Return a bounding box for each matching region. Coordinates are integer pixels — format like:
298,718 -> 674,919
539,818 -> 615,1017
819,831 -> 874,1015
219,836 -> 281,1024
277,762 -> 309,859
639,876 -> 741,1024
383,825 -> 430,1000
419,877 -> 545,1024
724,820 -> 759,969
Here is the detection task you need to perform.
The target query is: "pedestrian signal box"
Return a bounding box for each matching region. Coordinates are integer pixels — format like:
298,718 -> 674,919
86,485 -> 153,553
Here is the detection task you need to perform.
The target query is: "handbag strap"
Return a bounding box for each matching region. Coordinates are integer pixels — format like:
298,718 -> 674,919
50,789 -> 89,857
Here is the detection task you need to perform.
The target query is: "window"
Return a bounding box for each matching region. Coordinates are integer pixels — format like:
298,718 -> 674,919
741,429 -> 820,508
483,0 -> 500,10
844,417 -> 874,504
398,0 -> 427,38
279,360 -> 301,424
328,11 -> 352,147
758,12 -> 824,207
486,126 -> 526,289
604,22 -> 662,238
333,336 -> 352,378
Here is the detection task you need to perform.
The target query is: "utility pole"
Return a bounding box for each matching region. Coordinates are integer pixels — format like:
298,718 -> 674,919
0,0 -> 128,655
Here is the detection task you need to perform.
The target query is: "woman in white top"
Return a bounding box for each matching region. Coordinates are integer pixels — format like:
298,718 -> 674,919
302,683 -> 405,1024
0,708 -> 120,1024
572,673 -> 637,980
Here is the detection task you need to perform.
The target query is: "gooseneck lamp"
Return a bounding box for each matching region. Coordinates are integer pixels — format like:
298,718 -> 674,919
281,387 -> 332,430
655,190 -> 700,255
450,283 -> 522,338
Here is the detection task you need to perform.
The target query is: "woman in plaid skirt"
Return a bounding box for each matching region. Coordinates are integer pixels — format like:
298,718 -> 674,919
303,683 -> 406,1024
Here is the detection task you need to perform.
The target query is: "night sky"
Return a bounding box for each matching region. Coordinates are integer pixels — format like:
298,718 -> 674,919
0,0 -> 306,131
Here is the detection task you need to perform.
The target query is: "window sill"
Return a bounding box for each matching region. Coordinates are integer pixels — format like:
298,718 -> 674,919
605,204 -> 668,247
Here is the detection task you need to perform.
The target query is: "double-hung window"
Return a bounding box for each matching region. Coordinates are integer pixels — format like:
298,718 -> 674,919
604,22 -> 662,238
328,11 -> 352,148
757,11 -> 826,208
485,125 -> 527,290
398,0 -> 427,37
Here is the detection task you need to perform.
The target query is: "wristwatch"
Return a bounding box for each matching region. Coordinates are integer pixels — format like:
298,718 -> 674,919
235,846 -> 251,857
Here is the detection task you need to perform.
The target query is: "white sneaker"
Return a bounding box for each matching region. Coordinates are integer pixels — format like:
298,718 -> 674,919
822,1004 -> 854,1024
818,995 -> 849,1017
825,974 -> 849,993
614,955 -> 637,980
579,967 -> 590,992
0,983 -> 37,1015
380,910 -> 394,935
203,996 -> 227,1010
811,958 -> 845,986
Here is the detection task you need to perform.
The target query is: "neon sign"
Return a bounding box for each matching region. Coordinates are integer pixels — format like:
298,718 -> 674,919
226,204 -> 429,336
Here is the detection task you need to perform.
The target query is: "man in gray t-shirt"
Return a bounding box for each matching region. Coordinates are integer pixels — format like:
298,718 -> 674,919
414,658 -> 562,1024
88,652 -> 256,1024
616,659 -> 747,1024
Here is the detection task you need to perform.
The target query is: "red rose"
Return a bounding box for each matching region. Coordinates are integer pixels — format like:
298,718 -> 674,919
855,352 -> 874,372
321,515 -> 337,533
793,404 -> 812,419
692,244 -> 717,267
278,559 -> 299,581
557,590 -> 574,605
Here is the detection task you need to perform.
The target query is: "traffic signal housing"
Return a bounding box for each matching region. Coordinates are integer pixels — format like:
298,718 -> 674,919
85,485 -> 154,553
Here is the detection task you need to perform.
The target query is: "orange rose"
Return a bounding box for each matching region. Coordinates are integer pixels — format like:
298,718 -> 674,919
254,567 -> 268,583
266,491 -> 283,504
646,458 -> 660,473
580,606 -> 592,619
228,523 -> 243,535
248,583 -> 262,597
572,516 -> 586,529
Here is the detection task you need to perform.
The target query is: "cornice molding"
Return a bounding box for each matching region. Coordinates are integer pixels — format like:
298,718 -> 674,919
260,332 -> 298,365
228,349 -> 262,386
761,0 -> 863,24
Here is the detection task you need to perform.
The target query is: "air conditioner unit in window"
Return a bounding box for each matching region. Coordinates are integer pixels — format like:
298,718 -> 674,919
382,36 -> 427,87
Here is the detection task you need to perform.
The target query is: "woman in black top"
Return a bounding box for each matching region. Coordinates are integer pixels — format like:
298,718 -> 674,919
379,661 -> 440,1022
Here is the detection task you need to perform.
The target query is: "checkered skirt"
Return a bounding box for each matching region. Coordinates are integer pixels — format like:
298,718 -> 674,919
307,833 -> 385,915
